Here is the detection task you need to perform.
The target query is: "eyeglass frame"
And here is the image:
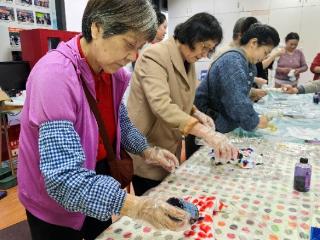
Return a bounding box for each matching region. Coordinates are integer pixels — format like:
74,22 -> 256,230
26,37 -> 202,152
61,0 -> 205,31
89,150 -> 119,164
201,42 -> 216,58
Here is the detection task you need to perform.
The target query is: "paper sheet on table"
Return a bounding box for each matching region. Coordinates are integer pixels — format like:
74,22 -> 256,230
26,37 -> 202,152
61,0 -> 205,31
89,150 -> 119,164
286,127 -> 320,140
4,95 -> 25,106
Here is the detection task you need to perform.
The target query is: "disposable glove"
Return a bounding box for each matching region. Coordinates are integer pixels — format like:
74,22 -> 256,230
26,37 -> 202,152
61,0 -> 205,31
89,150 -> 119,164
143,146 -> 179,172
120,194 -> 190,231
264,110 -> 283,121
202,129 -> 238,163
192,109 -> 215,129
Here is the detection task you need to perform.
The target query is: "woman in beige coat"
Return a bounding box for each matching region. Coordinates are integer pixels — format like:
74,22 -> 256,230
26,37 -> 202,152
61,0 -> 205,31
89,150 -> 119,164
127,13 -> 238,196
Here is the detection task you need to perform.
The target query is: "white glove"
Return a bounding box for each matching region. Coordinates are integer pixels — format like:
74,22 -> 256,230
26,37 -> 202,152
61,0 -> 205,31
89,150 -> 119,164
192,110 -> 215,129
143,147 -> 179,172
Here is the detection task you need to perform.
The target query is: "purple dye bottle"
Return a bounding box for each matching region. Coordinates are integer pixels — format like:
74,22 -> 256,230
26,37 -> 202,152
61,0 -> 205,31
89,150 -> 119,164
294,157 -> 312,192
313,93 -> 319,104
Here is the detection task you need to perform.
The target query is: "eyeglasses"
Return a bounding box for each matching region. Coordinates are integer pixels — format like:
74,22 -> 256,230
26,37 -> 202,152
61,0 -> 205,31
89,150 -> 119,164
201,42 -> 216,58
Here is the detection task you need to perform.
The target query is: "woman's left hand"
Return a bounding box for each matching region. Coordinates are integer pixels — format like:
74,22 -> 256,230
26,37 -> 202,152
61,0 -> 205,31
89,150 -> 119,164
192,110 -> 215,129
143,147 -> 179,172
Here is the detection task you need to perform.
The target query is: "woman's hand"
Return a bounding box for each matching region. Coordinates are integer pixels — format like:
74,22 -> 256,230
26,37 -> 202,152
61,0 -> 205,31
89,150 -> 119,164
192,109 -> 215,129
281,84 -> 298,94
142,147 -> 179,172
202,130 -> 238,162
121,194 -> 190,231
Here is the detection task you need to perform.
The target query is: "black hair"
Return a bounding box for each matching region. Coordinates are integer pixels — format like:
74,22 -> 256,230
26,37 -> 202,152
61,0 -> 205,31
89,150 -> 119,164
240,17 -> 258,35
240,23 -> 280,47
156,11 -> 166,26
174,12 -> 222,50
285,32 -> 300,42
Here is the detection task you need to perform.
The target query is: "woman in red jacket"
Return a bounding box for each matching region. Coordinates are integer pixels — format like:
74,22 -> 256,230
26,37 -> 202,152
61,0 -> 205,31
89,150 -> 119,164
311,52 -> 320,80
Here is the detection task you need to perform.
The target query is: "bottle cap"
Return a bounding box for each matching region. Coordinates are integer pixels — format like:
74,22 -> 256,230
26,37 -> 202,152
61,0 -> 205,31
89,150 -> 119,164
300,157 -> 308,164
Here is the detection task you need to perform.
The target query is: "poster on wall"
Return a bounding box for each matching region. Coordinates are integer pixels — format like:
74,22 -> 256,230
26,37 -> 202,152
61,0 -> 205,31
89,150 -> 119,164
0,0 -> 14,3
8,27 -> 23,49
0,0 -> 57,61
0,5 -> 15,22
15,0 -> 32,6
16,8 -> 34,23
34,0 -> 48,8
35,11 -> 50,25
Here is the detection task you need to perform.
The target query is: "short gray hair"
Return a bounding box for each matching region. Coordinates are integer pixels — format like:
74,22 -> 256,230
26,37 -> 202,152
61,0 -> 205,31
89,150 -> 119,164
82,0 -> 157,42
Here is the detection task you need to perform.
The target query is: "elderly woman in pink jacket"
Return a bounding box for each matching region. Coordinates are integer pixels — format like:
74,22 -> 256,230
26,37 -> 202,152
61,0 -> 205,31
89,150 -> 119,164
17,1 -> 189,240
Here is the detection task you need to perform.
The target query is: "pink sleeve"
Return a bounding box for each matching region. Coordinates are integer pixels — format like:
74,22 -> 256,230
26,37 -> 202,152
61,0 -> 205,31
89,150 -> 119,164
28,61 -> 81,127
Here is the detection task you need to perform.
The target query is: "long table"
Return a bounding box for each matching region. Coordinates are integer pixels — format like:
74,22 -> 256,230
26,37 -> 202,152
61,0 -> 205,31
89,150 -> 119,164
234,92 -> 320,143
96,137 -> 320,240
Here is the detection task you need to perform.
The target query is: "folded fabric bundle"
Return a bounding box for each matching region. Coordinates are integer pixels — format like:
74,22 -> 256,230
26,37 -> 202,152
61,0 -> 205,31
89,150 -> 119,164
183,195 -> 227,239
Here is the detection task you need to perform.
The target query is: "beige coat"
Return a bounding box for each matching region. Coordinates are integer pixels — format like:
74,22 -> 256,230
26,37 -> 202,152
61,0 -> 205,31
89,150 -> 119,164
127,37 -> 199,181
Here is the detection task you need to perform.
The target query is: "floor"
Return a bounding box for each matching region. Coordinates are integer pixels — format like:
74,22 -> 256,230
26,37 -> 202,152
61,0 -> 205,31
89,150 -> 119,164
0,186 -> 26,230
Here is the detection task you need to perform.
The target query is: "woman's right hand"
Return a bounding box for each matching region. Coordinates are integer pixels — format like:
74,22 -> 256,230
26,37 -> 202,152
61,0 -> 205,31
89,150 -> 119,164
281,84 -> 298,94
142,146 -> 179,172
120,194 -> 190,231
189,123 -> 238,162
257,115 -> 269,128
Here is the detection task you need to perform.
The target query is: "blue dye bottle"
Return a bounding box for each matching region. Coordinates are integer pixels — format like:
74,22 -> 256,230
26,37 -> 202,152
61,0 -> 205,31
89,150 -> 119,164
294,157 -> 312,192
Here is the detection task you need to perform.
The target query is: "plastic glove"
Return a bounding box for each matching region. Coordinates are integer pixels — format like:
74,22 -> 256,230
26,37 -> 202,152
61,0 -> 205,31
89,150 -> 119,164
202,130 -> 238,163
143,146 -> 179,172
120,194 -> 190,231
192,109 -> 215,129
264,110 -> 283,121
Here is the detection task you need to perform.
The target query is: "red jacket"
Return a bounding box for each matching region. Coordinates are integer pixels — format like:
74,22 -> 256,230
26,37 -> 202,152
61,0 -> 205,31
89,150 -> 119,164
310,53 -> 320,80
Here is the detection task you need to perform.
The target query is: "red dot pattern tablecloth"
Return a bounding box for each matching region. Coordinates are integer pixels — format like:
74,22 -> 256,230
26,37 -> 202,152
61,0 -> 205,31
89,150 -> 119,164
96,139 -> 320,240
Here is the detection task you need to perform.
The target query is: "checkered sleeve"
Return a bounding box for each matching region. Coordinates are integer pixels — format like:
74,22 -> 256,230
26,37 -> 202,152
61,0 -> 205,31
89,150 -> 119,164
39,120 -> 126,221
119,103 -> 149,154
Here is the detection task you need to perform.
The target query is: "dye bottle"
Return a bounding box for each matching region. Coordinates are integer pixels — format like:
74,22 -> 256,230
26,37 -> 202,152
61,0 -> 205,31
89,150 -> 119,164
313,93 -> 319,104
294,157 -> 312,192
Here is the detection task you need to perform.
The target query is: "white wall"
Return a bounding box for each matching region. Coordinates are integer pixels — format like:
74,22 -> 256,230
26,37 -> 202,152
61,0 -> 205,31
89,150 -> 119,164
168,0 -> 320,83
64,0 -> 88,32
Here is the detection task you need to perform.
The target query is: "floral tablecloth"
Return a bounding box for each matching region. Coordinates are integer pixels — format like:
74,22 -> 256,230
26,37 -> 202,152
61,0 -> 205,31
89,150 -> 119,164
96,138 -> 320,240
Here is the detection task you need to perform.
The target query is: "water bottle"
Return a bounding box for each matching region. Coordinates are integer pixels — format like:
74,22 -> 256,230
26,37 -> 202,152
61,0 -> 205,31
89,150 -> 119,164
294,157 -> 312,192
